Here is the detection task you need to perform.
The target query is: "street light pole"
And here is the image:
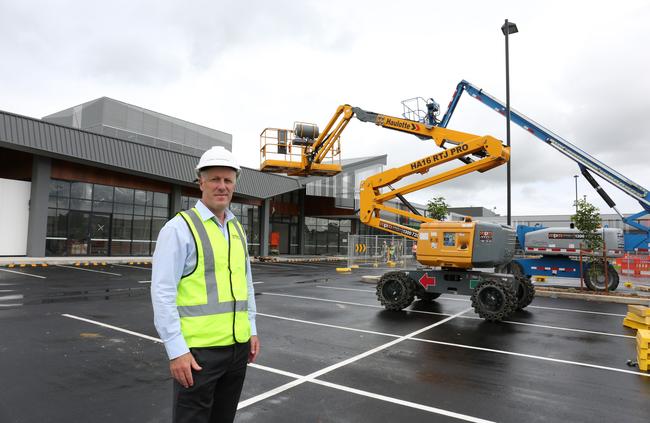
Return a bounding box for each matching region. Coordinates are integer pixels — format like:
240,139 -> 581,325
574,174 -> 579,213
501,19 -> 518,227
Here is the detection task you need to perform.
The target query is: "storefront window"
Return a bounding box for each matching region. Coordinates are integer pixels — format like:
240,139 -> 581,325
46,179 -> 169,256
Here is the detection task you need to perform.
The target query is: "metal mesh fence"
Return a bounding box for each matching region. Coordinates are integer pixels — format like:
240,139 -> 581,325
347,235 -> 418,269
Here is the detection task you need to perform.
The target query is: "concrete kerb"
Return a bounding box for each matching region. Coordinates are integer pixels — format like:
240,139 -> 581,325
359,275 -> 650,305
0,256 -> 152,267
0,255 -> 347,267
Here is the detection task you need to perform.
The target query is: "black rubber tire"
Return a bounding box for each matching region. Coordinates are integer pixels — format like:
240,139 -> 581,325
376,271 -> 415,311
418,292 -> 442,302
470,278 -> 517,321
496,261 -> 526,278
515,276 -> 535,310
584,262 -> 620,291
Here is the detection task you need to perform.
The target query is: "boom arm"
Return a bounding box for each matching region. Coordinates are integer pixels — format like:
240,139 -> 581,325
359,133 -> 509,240
438,80 -> 650,241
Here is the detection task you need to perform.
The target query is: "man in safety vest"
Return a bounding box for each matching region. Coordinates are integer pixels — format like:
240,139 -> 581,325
151,146 -> 259,423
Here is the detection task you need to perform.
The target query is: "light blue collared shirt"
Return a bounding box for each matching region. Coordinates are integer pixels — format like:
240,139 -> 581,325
151,200 -> 257,360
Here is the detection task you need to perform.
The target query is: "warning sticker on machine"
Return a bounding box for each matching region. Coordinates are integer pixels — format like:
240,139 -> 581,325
479,231 -> 493,243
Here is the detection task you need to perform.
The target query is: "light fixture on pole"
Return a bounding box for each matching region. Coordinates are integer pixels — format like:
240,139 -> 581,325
573,174 -> 579,213
501,19 -> 518,227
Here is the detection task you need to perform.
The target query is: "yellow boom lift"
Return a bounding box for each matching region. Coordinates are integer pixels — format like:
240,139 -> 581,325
259,105 -> 534,321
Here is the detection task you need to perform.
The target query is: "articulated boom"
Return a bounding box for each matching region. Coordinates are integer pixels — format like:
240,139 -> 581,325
359,134 -> 509,240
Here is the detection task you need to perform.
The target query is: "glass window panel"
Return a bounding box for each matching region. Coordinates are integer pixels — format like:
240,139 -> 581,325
112,214 -> 132,239
114,203 -> 134,214
92,184 -> 114,202
67,211 -> 90,240
146,191 -> 154,206
48,195 -> 57,208
70,199 -> 92,211
49,180 -> 70,197
153,207 -> 168,218
230,202 -> 242,217
134,205 -> 146,215
131,241 -> 150,256
110,240 -> 131,255
93,201 -> 113,213
45,239 -> 66,256
134,189 -> 147,205
115,187 -> 134,204
47,209 -> 68,237
132,216 -> 151,240
152,218 -> 167,240
153,192 -> 168,208
145,206 -> 153,216
57,197 -> 69,209
70,182 -> 92,200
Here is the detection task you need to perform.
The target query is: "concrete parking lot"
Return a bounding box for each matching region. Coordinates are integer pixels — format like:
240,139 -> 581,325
1,261 -> 649,422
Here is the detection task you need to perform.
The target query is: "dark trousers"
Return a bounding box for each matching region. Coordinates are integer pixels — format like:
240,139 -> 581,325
173,342 -> 249,423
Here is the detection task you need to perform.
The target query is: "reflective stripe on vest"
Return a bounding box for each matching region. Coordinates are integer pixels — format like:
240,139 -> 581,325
177,208 -> 250,346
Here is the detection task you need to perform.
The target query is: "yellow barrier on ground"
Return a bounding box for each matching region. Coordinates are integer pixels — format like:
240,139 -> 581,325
637,329 -> 649,372
534,276 -> 547,282
336,267 -> 352,272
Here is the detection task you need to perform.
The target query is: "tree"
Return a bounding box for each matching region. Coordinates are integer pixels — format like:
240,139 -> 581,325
571,199 -> 602,252
571,198 -> 605,280
427,197 -> 449,221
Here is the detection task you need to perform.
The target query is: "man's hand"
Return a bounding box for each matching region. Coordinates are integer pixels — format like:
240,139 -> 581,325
170,352 -> 202,388
249,335 -> 260,363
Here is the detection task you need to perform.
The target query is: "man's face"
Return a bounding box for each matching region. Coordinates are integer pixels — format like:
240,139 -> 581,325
198,167 -> 237,216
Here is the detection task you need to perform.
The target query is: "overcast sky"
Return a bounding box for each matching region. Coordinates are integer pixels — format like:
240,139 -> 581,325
1,0 -> 649,217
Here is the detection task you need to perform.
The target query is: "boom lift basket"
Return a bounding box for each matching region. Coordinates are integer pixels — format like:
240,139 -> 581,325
260,125 -> 341,176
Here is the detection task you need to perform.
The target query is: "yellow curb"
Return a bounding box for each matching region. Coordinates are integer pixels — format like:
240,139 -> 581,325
336,267 -> 352,272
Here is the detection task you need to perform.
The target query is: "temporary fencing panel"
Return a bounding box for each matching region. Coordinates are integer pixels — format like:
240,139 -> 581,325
347,235 -> 418,269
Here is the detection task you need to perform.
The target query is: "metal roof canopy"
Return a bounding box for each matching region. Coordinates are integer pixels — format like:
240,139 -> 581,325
0,110 -> 300,200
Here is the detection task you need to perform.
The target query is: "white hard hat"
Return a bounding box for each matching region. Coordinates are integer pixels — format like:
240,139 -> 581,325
195,146 -> 241,174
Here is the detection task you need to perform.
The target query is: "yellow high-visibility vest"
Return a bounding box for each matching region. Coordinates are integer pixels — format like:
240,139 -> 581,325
176,208 -> 251,347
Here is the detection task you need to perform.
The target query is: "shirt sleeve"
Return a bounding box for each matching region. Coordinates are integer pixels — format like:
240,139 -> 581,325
151,217 -> 191,360
246,258 -> 257,336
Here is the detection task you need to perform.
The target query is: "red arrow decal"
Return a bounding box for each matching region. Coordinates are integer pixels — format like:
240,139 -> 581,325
419,273 -> 436,288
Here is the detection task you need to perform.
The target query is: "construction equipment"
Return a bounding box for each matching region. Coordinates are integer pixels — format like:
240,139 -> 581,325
434,80 -> 650,252
406,80 -> 648,290
509,225 -> 624,291
260,106 -> 534,321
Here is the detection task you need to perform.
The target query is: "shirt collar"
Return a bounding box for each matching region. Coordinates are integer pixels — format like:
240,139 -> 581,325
195,200 -> 235,224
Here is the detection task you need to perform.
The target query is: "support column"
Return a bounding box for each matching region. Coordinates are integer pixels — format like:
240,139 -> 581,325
260,198 -> 271,256
170,185 -> 183,215
298,189 -> 306,255
26,156 -> 51,257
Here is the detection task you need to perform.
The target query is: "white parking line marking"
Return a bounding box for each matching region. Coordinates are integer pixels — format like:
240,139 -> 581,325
61,314 -> 162,343
316,286 -> 628,316
264,292 -> 449,316
138,281 -> 151,284
253,281 -> 264,285
258,312 -> 400,338
251,363 -> 496,423
0,294 -> 23,301
0,268 -> 47,279
238,308 -> 474,415
258,311 -> 645,377
112,264 -> 151,271
526,304 -> 625,317
411,337 -> 650,378
311,378 -> 495,423
265,292 -> 634,339
56,265 -> 121,276
253,262 -> 322,269
63,312 -> 494,421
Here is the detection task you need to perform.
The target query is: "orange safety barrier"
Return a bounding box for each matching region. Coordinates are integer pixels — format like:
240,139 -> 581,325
616,254 -> 650,276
